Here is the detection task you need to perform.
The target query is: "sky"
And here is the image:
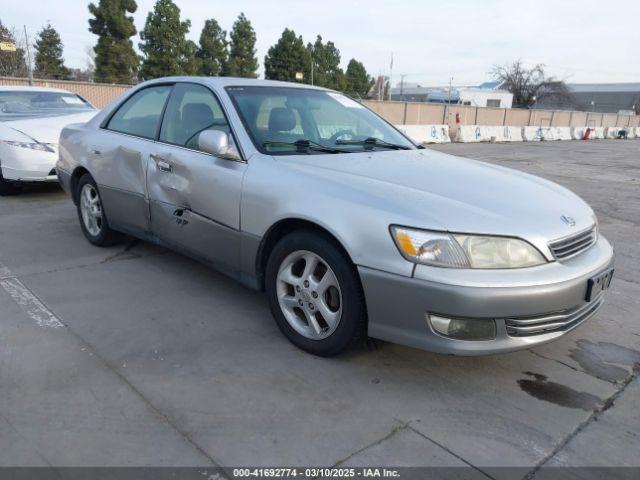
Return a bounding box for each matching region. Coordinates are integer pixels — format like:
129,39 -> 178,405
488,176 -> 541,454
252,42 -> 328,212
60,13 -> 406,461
2,0 -> 639,86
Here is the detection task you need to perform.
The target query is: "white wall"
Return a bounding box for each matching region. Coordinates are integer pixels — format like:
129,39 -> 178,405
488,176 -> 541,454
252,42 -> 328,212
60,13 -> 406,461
458,89 -> 514,108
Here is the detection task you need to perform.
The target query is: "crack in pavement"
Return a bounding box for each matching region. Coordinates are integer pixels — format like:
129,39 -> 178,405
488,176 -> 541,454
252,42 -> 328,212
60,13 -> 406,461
1,262 -> 228,473
332,419 -> 495,479
9,250 -> 171,282
523,364 -> 640,479
100,239 -> 142,264
406,424 -> 496,479
331,420 -> 408,468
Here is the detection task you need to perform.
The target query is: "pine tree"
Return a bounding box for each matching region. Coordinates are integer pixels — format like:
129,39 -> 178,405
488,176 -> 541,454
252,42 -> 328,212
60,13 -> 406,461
225,13 -> 258,78
88,0 -> 140,84
308,36 -> 345,91
139,0 -> 198,80
33,23 -> 70,80
0,20 -> 28,77
344,59 -> 373,98
264,28 -> 310,83
197,18 -> 227,77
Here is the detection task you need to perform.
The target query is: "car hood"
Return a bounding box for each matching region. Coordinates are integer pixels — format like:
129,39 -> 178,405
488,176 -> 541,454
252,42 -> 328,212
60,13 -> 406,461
1,111 -> 98,144
277,148 -> 596,247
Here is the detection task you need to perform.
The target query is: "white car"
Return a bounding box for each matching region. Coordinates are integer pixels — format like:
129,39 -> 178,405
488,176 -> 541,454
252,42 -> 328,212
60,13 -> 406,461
0,86 -> 98,195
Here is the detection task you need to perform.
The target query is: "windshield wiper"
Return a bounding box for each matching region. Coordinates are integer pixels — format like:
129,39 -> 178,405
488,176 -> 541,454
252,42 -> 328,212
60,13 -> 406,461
263,139 -> 349,154
335,137 -> 411,150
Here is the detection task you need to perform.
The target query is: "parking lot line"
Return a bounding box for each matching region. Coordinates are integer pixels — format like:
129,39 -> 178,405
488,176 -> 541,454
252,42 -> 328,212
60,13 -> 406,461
0,261 -> 63,328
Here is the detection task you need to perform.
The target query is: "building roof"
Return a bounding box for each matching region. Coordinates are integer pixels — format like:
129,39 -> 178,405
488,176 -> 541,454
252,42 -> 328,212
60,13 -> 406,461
477,81 -> 501,89
568,83 -> 640,93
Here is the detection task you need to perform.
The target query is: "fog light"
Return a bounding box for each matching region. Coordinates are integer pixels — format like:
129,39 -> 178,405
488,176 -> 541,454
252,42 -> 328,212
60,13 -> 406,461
428,314 -> 496,340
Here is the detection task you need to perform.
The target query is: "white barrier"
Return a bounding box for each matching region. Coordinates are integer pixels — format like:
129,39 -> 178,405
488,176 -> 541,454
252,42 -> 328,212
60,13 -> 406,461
455,125 -> 488,142
442,124 -> 637,143
522,126 -> 543,141
571,127 -> 602,140
553,127 -> 573,140
395,124 -> 450,144
455,125 -> 523,142
590,127 -> 605,139
571,127 -> 587,140
606,126 -> 636,139
502,126 -> 524,142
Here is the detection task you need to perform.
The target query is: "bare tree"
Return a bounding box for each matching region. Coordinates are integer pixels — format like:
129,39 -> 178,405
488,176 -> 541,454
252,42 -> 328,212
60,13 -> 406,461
491,60 -> 574,109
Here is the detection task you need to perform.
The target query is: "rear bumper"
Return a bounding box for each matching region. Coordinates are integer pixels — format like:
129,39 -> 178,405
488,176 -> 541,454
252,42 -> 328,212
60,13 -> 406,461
56,168 -> 72,194
360,235 -> 614,355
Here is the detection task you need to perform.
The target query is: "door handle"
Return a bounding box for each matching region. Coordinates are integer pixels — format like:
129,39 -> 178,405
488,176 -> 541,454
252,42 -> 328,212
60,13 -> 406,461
151,154 -> 172,173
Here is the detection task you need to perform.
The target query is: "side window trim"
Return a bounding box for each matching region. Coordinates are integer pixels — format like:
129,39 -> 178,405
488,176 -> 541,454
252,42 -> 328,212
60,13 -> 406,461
155,81 -> 246,162
101,83 -> 175,140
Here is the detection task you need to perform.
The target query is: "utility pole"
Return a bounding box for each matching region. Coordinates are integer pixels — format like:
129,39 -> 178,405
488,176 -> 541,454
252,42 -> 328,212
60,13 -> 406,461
446,76 -> 453,125
23,25 -> 34,85
388,53 -> 393,101
399,74 -> 407,100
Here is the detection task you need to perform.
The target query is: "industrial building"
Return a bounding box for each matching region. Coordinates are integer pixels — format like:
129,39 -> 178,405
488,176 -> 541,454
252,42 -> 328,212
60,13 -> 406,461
390,81 -> 513,108
537,83 -> 640,114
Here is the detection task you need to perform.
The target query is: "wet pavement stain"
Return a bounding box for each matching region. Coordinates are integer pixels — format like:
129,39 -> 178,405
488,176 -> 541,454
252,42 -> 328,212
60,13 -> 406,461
518,372 -> 603,411
570,340 -> 640,383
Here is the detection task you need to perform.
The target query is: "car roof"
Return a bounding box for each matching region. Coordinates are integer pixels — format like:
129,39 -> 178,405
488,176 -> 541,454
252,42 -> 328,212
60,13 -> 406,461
0,85 -> 76,94
140,76 -> 332,92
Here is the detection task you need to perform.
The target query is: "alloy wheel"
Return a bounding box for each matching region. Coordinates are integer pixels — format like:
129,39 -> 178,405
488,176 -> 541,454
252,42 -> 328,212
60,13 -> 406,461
80,183 -> 103,237
276,250 -> 343,340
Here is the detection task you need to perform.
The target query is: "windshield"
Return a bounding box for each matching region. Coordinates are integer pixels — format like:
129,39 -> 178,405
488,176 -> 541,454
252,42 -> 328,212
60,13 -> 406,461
226,86 -> 415,155
0,90 -> 95,121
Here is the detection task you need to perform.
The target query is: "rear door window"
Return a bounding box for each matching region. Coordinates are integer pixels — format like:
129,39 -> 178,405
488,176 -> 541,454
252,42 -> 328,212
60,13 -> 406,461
107,85 -> 172,139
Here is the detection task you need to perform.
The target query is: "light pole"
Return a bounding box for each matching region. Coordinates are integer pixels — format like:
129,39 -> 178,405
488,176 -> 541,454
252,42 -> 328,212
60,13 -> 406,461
399,74 -> 407,100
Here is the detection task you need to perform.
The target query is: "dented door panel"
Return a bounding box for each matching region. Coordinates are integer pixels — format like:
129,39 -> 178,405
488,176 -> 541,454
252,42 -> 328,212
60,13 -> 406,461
88,130 -> 152,232
147,145 -> 246,273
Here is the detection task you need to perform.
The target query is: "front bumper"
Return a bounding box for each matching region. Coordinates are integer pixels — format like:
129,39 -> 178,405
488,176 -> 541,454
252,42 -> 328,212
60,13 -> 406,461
0,144 -> 58,182
359,235 -> 614,355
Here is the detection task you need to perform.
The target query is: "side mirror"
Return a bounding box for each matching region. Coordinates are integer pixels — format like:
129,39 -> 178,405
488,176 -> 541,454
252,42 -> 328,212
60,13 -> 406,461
198,130 -> 240,160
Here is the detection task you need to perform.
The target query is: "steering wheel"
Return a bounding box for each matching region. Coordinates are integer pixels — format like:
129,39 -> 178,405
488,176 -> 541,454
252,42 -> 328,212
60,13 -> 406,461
328,129 -> 356,144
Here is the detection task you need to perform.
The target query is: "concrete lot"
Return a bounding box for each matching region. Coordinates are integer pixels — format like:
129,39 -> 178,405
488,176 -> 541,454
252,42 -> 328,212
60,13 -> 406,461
0,140 -> 638,475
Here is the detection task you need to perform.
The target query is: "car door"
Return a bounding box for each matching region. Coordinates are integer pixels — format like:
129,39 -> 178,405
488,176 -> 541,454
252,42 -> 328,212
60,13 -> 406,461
147,82 -> 247,275
93,84 -> 173,235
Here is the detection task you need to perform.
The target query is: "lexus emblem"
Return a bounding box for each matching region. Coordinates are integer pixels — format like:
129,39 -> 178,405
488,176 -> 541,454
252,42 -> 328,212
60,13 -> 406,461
561,215 -> 576,227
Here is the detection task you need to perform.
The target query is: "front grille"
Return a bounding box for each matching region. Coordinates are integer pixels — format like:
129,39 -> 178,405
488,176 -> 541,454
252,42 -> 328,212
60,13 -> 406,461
505,295 -> 604,337
548,225 -> 597,260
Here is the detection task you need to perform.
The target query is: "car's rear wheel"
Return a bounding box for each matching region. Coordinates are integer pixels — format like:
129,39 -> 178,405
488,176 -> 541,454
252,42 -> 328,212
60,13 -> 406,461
76,173 -> 122,246
0,171 -> 22,196
265,230 -> 366,356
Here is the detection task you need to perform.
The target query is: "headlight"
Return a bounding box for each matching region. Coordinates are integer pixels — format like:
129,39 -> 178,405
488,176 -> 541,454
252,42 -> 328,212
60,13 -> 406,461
391,226 -> 546,269
1,140 -> 55,152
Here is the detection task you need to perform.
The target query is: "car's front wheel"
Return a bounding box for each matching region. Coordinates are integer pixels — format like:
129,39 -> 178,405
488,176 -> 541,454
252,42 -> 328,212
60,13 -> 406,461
76,173 -> 122,246
265,230 -> 367,356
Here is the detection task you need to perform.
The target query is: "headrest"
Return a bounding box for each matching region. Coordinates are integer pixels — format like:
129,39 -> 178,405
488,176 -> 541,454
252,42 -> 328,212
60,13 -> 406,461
268,107 -> 296,132
182,103 -> 214,127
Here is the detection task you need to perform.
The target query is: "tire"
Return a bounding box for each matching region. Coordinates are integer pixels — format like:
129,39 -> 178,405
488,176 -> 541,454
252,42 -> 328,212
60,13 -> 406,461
0,171 -> 22,196
265,230 -> 367,357
75,173 -> 122,246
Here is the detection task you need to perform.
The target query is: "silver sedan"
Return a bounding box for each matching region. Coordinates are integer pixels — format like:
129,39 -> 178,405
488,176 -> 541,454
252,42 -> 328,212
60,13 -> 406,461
57,77 -> 614,356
